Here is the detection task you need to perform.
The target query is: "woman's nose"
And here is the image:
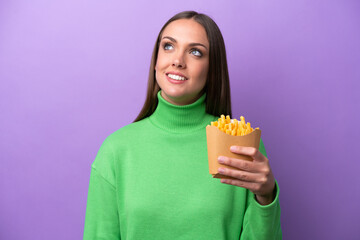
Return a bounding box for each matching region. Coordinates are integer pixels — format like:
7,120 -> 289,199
172,53 -> 186,68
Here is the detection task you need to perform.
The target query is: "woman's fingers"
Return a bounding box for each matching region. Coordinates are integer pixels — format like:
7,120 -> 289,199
219,166 -> 274,196
217,149 -> 275,197
218,156 -> 259,173
218,167 -> 262,183
229,146 -> 267,162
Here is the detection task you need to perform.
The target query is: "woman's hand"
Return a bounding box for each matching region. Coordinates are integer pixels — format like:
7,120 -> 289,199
217,146 -> 276,205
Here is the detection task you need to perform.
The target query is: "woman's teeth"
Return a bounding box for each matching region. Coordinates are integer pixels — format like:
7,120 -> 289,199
167,74 -> 187,81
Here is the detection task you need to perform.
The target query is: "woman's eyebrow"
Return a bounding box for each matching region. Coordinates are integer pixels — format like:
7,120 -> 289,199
162,36 -> 208,50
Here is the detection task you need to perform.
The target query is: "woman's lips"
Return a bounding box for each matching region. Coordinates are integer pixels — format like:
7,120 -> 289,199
166,74 -> 188,84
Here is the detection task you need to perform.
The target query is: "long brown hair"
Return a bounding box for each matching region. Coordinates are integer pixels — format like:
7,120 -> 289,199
133,11 -> 231,122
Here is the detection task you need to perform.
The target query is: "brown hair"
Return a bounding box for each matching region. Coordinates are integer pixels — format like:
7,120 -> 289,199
133,10 -> 232,122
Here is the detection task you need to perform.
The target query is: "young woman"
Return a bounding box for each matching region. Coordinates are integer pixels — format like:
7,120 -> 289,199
84,11 -> 282,240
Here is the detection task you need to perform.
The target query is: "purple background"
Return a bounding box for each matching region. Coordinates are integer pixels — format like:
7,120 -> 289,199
1,0 -> 359,239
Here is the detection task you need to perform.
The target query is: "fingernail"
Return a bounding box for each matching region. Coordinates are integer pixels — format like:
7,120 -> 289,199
230,146 -> 238,151
218,156 -> 226,163
218,167 -> 225,173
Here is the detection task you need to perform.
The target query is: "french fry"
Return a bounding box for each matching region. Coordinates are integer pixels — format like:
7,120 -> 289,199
240,116 -> 245,125
209,115 -> 259,136
226,115 -> 231,124
231,129 -> 236,136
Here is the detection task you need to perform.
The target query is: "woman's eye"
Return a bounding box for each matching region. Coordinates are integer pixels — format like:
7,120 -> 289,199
164,43 -> 173,50
163,43 -> 202,57
191,49 -> 202,57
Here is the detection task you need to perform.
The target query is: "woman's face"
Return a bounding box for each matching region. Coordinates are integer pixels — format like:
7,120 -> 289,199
155,19 -> 209,105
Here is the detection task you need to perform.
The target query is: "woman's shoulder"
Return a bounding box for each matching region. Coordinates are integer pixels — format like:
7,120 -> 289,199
103,117 -> 152,144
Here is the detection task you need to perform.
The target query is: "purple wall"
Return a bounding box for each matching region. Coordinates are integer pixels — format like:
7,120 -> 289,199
1,0 -> 359,239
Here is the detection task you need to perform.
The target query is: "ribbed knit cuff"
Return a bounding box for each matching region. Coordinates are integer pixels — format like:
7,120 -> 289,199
250,180 -> 280,214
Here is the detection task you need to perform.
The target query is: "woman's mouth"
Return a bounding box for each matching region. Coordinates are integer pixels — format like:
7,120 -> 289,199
166,73 -> 188,84
167,73 -> 187,81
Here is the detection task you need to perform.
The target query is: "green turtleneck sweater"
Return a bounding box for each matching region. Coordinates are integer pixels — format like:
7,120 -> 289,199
83,91 -> 282,240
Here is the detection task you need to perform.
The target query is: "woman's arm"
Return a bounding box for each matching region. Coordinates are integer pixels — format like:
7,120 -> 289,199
83,167 -> 120,240
83,138 -> 121,240
240,181 -> 282,239
218,139 -> 282,239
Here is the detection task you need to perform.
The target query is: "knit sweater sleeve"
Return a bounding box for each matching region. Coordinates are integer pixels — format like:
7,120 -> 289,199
240,138 -> 282,240
83,137 -> 121,240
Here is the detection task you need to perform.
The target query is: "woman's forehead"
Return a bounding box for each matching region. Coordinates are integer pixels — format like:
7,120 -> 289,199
161,19 -> 209,47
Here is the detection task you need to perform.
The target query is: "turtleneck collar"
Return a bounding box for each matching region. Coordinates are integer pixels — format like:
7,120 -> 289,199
148,90 -> 215,133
